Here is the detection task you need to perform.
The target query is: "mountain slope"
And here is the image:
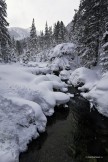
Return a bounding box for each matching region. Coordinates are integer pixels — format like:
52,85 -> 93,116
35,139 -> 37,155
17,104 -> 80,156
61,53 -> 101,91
8,27 -> 30,40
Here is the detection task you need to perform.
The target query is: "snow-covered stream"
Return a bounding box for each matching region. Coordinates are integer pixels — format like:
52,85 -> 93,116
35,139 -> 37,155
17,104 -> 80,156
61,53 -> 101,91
20,86 -> 108,162
0,63 -> 70,162
0,59 -> 108,162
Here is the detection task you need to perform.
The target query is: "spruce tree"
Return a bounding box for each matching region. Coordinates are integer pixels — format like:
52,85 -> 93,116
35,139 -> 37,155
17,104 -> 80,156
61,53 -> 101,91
69,0 -> 108,68
53,23 -> 57,45
44,21 -> 49,48
0,0 -> 10,62
48,26 -> 53,47
60,21 -> 68,42
39,31 -> 44,51
99,23 -> 108,72
16,41 -> 23,56
10,38 -> 17,62
29,18 -> 37,55
53,21 -> 67,44
2,41 -> 11,63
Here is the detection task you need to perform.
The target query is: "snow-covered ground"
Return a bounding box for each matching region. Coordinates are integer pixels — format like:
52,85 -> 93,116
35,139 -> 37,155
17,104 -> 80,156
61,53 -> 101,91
1,41 -> 108,162
69,67 -> 108,117
0,63 -> 70,162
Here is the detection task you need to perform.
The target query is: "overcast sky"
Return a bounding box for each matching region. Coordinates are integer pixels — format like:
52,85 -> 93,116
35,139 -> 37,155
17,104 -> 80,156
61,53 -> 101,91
6,0 -> 80,31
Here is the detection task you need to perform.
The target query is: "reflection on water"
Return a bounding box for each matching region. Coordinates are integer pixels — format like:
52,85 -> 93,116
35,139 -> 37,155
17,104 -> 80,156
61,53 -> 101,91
68,96 -> 108,162
20,87 -> 108,162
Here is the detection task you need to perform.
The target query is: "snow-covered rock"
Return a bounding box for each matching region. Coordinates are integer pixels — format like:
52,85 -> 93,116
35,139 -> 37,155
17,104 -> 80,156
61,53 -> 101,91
69,67 -> 99,91
59,70 -> 71,81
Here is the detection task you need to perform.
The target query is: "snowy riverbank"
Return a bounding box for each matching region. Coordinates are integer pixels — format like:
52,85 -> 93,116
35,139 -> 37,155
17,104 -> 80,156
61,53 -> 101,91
0,60 -> 108,162
0,63 -> 70,162
69,67 -> 108,117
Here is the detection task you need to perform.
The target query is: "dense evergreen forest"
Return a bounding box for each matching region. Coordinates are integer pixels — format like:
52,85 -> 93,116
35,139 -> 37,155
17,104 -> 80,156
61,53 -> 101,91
69,0 -> 108,71
0,0 -> 108,71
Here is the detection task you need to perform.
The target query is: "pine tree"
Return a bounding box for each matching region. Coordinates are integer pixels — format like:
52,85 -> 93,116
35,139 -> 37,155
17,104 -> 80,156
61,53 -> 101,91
44,21 -> 49,48
60,21 -> 68,42
53,21 -> 67,44
99,23 -> 108,72
53,23 -> 57,45
0,43 -> 2,61
69,0 -> 108,68
29,18 -> 38,55
16,40 -> 23,56
0,0 -> 10,62
48,26 -> 53,47
2,42 -> 11,63
38,31 -> 44,51
10,38 -> 17,62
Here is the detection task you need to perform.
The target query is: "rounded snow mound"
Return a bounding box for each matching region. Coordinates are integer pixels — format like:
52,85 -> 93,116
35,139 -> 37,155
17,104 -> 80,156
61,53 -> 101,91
69,67 -> 99,91
0,63 -> 70,162
49,43 -> 76,59
83,72 -> 108,117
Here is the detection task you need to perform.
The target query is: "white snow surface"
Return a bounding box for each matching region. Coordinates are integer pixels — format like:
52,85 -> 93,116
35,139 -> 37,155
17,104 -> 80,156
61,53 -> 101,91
48,43 -> 79,71
59,70 -> 71,81
0,63 -> 70,162
81,72 -> 108,117
48,43 -> 75,59
69,67 -> 99,91
69,67 -> 108,117
31,43 -> 79,71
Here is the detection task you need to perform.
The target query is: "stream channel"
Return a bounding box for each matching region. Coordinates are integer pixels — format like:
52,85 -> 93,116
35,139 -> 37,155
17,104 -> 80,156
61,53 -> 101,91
20,85 -> 108,162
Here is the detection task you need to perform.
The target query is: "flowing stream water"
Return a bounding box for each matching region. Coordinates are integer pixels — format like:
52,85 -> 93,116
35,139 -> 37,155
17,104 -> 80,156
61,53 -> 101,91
20,86 -> 108,162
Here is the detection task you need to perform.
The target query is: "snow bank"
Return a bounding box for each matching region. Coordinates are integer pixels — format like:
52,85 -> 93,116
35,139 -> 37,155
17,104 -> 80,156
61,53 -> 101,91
0,63 -> 70,162
69,67 -> 99,91
82,72 -> 108,117
25,65 -> 51,75
69,66 -> 108,117
0,96 -> 37,162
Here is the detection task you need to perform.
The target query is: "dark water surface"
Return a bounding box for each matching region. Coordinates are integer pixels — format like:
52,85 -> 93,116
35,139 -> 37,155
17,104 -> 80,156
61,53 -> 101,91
20,87 -> 108,162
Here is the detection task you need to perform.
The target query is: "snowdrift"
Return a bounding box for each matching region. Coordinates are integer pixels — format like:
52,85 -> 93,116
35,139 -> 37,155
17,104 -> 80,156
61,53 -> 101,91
0,63 -> 70,162
82,72 -> 108,117
69,67 -> 108,117
69,67 -> 99,91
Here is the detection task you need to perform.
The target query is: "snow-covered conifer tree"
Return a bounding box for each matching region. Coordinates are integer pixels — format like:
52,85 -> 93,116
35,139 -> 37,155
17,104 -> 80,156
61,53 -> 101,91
69,0 -> 108,68
99,23 -> 108,72
29,18 -> 38,56
0,0 -> 10,62
2,42 -> 11,63
44,21 -> 49,49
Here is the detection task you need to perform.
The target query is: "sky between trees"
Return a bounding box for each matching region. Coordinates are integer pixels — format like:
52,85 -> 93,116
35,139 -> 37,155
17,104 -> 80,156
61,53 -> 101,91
6,0 -> 80,30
